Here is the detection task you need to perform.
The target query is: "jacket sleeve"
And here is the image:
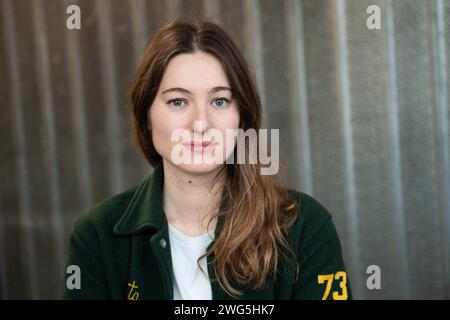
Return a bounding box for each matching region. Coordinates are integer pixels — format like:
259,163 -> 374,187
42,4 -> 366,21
292,213 -> 352,300
60,215 -> 109,299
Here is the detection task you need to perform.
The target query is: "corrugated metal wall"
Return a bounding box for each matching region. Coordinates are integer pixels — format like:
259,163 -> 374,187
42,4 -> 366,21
0,0 -> 449,299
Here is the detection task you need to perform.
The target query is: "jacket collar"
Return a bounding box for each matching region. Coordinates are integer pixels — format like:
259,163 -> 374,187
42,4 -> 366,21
113,161 -> 165,236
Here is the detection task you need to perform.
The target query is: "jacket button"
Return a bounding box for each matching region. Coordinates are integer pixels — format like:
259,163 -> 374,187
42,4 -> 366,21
160,238 -> 167,248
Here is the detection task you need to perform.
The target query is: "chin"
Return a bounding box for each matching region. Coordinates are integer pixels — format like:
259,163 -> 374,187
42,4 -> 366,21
175,162 -> 224,175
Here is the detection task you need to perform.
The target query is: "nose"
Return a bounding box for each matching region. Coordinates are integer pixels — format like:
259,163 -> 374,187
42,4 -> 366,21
189,103 -> 209,135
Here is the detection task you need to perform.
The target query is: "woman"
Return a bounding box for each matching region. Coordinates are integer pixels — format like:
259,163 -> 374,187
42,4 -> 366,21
61,19 -> 351,300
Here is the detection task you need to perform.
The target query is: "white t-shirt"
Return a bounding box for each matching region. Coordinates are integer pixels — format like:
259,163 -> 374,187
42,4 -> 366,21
168,224 -> 215,300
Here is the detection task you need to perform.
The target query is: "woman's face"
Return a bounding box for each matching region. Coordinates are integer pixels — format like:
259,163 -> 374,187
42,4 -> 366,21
149,51 -> 240,175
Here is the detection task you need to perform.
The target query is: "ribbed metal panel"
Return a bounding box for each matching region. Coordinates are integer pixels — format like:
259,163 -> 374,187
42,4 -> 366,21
0,0 -> 448,299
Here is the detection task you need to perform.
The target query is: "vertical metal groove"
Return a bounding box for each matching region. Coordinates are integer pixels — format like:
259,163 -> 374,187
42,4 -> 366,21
97,0 -> 124,194
432,0 -> 450,298
336,0 -> 361,298
167,0 -> 181,19
285,0 -> 313,194
244,0 -> 266,120
32,0 -> 65,274
129,0 -> 147,60
384,0 -> 410,299
2,0 -> 39,299
202,0 -> 219,23
64,0 -> 92,208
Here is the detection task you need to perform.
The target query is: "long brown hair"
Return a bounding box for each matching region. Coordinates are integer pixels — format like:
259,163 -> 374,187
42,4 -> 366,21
130,18 -> 299,297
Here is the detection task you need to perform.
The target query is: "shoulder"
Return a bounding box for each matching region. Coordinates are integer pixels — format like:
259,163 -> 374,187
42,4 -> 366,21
287,189 -> 333,232
286,190 -> 338,253
71,186 -> 138,241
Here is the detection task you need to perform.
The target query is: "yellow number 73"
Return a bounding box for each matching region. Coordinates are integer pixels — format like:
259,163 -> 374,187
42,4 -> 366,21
317,271 -> 348,300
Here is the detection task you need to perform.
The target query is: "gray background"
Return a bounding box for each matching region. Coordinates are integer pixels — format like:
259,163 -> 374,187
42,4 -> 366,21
0,0 -> 449,299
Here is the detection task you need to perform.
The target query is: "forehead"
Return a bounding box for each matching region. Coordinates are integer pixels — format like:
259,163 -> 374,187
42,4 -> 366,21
160,52 -> 230,90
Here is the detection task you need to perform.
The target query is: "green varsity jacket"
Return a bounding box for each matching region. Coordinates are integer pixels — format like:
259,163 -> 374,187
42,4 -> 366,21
61,161 -> 352,300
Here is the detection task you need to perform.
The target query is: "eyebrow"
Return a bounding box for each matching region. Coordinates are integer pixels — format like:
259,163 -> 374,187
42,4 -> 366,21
161,86 -> 232,95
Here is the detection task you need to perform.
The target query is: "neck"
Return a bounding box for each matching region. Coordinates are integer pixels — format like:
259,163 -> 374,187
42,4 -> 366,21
162,160 -> 225,236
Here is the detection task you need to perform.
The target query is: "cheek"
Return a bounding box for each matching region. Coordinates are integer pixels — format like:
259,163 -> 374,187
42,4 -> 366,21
152,122 -> 172,145
148,105 -> 177,150
219,112 -> 240,161
226,106 -> 240,129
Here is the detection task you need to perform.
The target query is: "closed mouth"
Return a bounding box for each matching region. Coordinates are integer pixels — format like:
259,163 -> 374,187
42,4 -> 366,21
182,141 -> 217,150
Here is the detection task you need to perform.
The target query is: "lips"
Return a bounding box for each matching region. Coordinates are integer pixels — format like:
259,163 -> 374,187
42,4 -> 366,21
190,141 -> 213,147
182,141 -> 217,151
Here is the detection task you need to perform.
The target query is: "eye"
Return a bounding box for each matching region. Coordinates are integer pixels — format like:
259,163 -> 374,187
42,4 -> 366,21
213,97 -> 230,108
167,98 -> 187,108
